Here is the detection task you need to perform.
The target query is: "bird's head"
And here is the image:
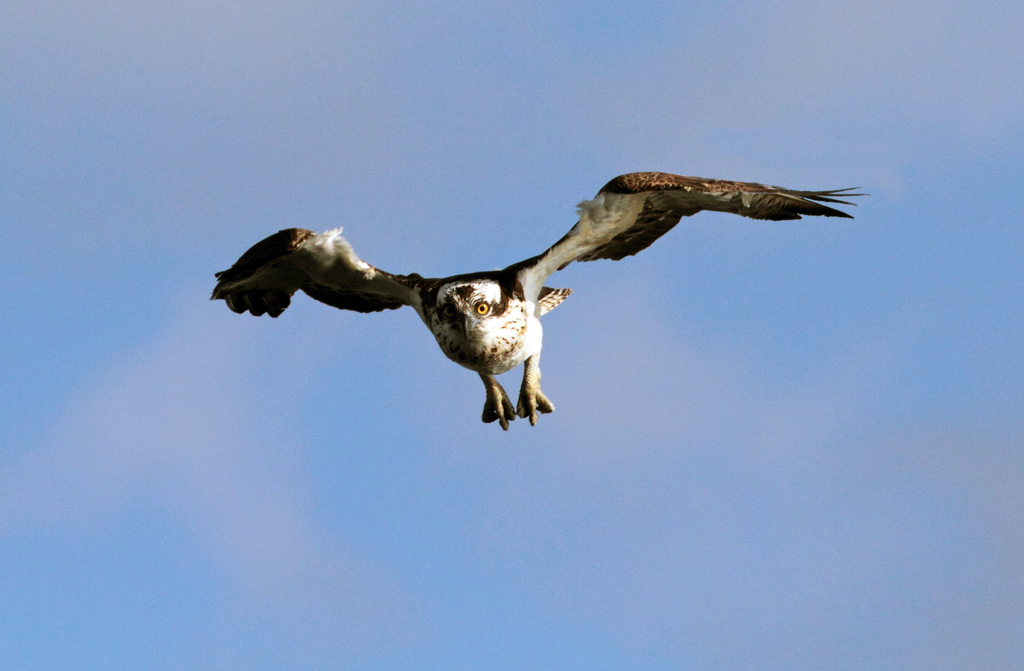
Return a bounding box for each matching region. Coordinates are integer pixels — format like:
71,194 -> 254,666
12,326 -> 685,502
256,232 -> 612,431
434,280 -> 506,339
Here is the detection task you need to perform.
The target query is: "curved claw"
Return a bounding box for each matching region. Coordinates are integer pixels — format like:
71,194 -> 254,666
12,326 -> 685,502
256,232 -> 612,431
480,374 -> 515,430
516,352 -> 555,426
516,387 -> 554,426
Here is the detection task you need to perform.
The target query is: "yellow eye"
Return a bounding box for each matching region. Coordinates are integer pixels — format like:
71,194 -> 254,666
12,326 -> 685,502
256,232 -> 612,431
441,304 -> 456,318
476,303 -> 491,316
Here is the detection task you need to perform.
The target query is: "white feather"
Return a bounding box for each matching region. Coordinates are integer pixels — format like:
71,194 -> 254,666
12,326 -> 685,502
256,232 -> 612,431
518,191 -> 647,301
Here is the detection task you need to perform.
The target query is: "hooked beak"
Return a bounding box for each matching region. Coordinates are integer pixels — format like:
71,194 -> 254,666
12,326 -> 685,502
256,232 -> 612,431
459,314 -> 472,339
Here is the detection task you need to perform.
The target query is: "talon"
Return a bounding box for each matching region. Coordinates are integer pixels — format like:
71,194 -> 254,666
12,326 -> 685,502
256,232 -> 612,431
516,353 -> 554,426
480,374 -> 515,430
517,387 -> 554,426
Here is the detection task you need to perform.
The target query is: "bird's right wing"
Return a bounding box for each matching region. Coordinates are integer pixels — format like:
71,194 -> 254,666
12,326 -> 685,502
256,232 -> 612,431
211,228 -> 428,318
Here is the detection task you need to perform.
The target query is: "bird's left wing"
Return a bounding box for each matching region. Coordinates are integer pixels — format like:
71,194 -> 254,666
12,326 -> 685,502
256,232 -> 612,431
211,228 -> 427,318
512,171 -> 864,300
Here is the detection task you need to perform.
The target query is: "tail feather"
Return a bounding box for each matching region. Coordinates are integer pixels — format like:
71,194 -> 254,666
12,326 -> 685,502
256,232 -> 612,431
538,287 -> 572,315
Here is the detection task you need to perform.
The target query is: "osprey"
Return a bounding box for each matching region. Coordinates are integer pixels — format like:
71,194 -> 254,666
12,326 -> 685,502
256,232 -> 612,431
212,172 -> 862,429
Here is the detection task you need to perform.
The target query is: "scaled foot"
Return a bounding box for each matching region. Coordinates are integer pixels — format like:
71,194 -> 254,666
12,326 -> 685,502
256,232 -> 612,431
516,353 -> 555,426
480,374 -> 516,430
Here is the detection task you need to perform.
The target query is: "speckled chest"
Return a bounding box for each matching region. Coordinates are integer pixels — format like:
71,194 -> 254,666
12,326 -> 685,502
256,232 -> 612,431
430,300 -> 539,375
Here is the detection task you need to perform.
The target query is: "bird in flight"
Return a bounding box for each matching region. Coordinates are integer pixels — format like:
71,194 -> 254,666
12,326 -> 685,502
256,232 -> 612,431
212,171 -> 862,429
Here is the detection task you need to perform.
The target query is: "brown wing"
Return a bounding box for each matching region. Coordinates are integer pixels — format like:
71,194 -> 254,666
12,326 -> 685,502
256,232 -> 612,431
299,273 -> 431,314
574,193 -> 695,263
598,171 -> 863,216
211,228 -> 426,317
512,171 -> 864,300
211,228 -> 314,317
213,228 -> 316,285
579,172 -> 863,263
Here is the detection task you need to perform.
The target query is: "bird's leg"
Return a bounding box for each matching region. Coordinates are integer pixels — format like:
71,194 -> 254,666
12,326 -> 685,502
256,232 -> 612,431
479,373 -> 516,431
516,352 -> 554,426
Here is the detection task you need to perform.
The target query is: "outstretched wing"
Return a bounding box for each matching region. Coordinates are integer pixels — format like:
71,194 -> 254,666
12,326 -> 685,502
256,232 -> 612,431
211,228 -> 428,318
513,171 -> 864,299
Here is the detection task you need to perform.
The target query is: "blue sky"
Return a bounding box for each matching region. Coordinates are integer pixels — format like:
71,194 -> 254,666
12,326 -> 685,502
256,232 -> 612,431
2,0 -> 1022,668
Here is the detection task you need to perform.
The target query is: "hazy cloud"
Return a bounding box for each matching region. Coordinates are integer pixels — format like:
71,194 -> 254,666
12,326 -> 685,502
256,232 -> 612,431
445,293 -> 1024,669
555,0 -> 1024,187
2,0 -> 1021,667
0,296 -> 418,665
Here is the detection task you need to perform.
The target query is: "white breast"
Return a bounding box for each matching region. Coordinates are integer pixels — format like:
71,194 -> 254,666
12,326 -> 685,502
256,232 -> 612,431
431,300 -> 543,375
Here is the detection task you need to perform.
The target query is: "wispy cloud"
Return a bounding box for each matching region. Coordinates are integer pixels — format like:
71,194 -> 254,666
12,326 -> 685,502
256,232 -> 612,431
552,0 -> 1023,188
0,295 -> 418,665
440,282 -> 1024,668
2,0 -> 1021,666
